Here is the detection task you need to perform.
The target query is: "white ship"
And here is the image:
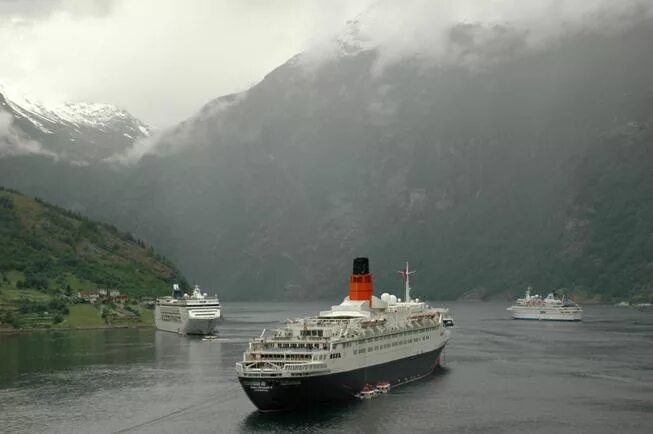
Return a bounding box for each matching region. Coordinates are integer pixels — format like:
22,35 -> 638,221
507,288 -> 582,321
155,284 -> 222,335
236,258 -> 453,412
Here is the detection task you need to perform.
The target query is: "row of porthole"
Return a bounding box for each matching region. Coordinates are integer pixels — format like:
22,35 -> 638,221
352,336 -> 430,355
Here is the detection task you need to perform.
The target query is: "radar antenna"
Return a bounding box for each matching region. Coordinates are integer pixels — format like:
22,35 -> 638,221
398,262 -> 416,303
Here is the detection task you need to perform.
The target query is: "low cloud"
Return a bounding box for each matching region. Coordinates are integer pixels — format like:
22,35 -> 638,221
0,110 -> 57,158
106,91 -> 248,164
104,132 -> 162,165
307,0 -> 653,74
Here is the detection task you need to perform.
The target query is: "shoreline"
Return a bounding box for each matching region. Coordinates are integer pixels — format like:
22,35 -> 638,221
0,323 -> 155,335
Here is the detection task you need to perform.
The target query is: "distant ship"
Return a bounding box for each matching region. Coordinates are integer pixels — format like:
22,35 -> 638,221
236,257 -> 453,412
507,288 -> 582,321
155,284 -> 222,335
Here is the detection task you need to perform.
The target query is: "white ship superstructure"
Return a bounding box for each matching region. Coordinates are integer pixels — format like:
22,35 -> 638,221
155,284 -> 222,335
236,258 -> 453,412
507,288 -> 582,321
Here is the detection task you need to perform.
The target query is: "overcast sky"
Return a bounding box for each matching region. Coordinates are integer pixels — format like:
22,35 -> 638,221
1,0 -> 649,129
0,0 -> 374,127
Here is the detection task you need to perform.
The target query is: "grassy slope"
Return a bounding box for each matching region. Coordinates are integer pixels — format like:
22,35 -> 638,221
56,304 -> 105,328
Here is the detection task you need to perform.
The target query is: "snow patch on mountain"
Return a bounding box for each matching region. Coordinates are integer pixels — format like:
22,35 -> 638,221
0,82 -> 148,134
0,82 -> 152,163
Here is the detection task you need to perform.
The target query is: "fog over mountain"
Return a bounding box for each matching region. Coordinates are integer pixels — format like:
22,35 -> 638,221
1,0 -> 652,301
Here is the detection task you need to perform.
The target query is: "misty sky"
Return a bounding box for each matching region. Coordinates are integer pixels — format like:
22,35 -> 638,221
1,0 -> 649,129
0,0 -> 374,127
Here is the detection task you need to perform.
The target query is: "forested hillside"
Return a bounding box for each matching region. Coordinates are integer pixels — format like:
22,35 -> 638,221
0,187 -> 187,328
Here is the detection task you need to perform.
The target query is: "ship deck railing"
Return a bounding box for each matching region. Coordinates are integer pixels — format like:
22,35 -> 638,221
251,347 -> 327,353
236,361 -> 329,377
244,351 -> 318,362
269,335 -> 330,341
287,318 -> 355,327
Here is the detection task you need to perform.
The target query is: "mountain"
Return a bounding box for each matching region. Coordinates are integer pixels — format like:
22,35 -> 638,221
0,187 -> 186,299
110,17 -> 653,302
0,8 -> 652,302
0,82 -> 150,163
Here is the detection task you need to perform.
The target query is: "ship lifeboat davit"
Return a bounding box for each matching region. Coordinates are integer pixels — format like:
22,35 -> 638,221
349,257 -> 374,302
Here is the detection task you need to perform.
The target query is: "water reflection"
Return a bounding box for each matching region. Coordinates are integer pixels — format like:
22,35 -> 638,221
0,329 -> 155,387
241,401 -> 361,433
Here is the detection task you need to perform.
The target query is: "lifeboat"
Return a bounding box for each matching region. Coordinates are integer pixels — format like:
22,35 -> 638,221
355,384 -> 377,399
375,382 -> 391,394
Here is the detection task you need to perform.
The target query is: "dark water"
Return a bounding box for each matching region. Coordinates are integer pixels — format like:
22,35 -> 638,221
1,302 -> 652,433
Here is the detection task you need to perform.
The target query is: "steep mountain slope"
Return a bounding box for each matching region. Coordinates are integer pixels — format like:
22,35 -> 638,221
0,15 -> 652,302
0,83 -> 150,163
0,187 -> 186,300
108,20 -> 653,301
560,120 -> 653,302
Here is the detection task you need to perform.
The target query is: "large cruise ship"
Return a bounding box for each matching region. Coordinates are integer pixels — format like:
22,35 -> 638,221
155,284 -> 222,335
507,288 -> 583,321
236,258 -> 453,412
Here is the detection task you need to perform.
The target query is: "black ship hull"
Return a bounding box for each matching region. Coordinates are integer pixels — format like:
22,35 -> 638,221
238,345 -> 445,412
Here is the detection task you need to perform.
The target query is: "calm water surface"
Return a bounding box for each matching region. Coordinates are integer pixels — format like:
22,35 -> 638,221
1,302 -> 652,433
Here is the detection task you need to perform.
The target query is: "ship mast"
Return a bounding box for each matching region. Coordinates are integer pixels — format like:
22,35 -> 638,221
398,262 -> 416,303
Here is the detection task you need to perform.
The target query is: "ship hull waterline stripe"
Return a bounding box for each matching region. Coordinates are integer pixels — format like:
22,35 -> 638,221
238,345 -> 446,412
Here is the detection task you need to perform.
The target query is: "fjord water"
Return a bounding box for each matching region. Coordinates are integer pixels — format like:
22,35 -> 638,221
1,302 -> 652,433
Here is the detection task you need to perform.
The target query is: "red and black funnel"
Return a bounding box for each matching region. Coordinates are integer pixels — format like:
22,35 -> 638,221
349,257 -> 373,302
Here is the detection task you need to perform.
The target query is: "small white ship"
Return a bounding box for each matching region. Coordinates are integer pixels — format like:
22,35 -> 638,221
507,288 -> 582,321
155,284 -> 222,335
236,258 -> 453,412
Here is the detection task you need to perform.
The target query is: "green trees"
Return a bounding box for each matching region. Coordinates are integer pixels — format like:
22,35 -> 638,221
0,188 -> 188,310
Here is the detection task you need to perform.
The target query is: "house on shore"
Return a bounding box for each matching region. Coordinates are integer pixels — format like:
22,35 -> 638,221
114,294 -> 129,304
78,289 -> 128,304
78,290 -> 100,304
